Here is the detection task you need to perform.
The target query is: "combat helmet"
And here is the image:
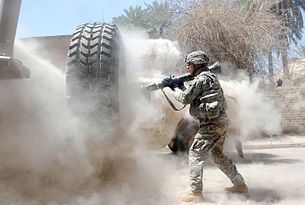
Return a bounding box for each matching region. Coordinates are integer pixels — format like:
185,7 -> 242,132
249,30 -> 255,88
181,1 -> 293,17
185,50 -> 209,65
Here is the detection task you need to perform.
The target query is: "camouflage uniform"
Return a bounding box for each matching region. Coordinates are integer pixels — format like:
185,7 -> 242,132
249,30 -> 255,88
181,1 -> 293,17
175,67 -> 245,193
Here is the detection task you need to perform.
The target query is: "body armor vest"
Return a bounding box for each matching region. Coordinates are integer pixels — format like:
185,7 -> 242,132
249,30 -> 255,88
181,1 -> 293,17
189,71 -> 228,122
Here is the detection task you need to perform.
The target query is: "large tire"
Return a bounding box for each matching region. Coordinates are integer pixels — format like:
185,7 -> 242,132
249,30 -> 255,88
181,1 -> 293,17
66,23 -> 122,128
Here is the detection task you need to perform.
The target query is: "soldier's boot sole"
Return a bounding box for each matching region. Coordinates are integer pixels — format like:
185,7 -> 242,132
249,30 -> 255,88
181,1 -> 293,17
225,183 -> 248,194
180,191 -> 204,203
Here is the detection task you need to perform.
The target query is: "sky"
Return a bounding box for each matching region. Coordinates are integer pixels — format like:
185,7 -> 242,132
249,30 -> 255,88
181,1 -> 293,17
16,0 -> 154,38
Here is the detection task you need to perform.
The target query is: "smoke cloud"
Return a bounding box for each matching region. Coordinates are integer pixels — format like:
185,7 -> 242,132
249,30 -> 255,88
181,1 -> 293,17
0,38 -> 170,205
219,66 -> 282,139
0,32 -> 295,205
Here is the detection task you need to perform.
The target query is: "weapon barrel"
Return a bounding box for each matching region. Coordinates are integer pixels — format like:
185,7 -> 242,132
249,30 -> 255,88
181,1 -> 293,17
143,62 -> 221,96
144,73 -> 194,92
144,82 -> 164,92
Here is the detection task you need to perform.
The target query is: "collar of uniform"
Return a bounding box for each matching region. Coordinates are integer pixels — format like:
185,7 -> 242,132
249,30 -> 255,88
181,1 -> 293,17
194,66 -> 209,76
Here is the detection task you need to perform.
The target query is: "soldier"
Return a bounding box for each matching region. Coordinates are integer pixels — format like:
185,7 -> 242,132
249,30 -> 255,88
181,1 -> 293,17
162,50 -> 248,203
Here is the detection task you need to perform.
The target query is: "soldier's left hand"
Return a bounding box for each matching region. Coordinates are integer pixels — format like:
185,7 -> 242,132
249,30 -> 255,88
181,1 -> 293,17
162,77 -> 178,91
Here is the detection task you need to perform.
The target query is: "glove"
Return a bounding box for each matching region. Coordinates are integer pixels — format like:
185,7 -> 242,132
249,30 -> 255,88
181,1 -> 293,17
161,77 -> 178,91
177,81 -> 185,90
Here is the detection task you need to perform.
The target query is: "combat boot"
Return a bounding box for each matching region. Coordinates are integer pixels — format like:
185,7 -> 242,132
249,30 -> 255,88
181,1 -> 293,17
225,183 -> 248,193
180,191 -> 204,203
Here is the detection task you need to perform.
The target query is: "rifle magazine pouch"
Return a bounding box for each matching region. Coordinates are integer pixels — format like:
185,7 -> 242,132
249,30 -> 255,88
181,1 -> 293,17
206,101 -> 220,119
200,93 -> 220,120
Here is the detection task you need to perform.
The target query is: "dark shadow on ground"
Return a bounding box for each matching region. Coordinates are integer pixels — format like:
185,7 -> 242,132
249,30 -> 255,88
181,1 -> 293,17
157,150 -> 302,169
227,152 -> 302,165
202,188 -> 282,204
247,188 -> 283,203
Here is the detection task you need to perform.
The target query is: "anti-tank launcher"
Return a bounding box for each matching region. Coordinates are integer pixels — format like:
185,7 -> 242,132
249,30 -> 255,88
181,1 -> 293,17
144,62 -> 221,94
142,62 -> 221,111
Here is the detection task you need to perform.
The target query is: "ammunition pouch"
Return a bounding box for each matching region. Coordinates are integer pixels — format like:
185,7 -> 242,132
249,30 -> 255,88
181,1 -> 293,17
202,93 -> 220,119
190,92 -> 221,120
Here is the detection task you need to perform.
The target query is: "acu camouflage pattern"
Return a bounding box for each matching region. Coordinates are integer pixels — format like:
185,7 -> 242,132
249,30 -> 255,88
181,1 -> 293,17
175,67 -> 245,192
176,67 -> 228,124
185,50 -> 209,65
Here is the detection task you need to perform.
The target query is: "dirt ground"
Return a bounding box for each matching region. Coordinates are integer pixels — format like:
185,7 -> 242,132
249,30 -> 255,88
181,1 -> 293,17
157,135 -> 305,205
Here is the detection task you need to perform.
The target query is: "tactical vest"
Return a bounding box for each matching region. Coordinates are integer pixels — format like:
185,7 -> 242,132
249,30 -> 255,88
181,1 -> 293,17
189,71 -> 228,122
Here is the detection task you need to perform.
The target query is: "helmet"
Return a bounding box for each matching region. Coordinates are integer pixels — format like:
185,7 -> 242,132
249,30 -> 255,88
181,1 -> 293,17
185,50 -> 209,65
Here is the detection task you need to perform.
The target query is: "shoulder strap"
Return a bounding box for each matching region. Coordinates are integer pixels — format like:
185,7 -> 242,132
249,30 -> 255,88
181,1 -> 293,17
203,72 -> 215,84
160,89 -> 186,111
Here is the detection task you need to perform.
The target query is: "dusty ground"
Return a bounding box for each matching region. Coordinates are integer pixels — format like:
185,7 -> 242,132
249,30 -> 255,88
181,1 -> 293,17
156,135 -> 305,205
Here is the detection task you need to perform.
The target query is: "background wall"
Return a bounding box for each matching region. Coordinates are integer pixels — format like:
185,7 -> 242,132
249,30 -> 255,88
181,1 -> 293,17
19,35 -> 71,71
267,86 -> 305,134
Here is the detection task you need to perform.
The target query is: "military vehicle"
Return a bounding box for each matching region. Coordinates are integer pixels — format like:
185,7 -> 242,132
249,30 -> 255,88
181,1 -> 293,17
1,0 -> 243,156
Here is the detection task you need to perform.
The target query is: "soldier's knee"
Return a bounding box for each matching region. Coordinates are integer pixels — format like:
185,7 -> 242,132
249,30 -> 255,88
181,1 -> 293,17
211,152 -> 232,166
211,155 -> 222,165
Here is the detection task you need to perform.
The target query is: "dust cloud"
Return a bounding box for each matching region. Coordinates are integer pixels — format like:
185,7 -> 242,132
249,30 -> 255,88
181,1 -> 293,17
0,33 -> 296,205
121,32 -> 184,148
0,38 -> 169,205
219,68 -> 282,140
